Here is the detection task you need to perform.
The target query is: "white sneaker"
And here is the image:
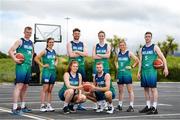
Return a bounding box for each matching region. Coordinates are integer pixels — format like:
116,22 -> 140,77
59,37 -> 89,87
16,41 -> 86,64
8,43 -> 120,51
93,103 -> 98,110
102,101 -> 108,111
96,105 -> 103,112
106,106 -> 114,114
40,105 -> 47,112
46,105 -> 55,112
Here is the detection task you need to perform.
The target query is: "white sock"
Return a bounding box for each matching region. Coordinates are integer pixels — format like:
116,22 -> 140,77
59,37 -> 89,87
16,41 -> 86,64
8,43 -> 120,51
21,102 -> 25,108
94,103 -> 98,108
41,103 -> 45,107
63,102 -> 68,108
146,101 -> 150,108
47,103 -> 51,107
130,101 -> 134,108
118,101 -> 123,107
13,103 -> 18,110
153,102 -> 157,109
97,101 -> 102,106
108,102 -> 113,107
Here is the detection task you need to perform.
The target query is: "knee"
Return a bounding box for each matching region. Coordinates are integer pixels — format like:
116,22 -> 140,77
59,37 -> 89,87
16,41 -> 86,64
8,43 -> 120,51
79,95 -> 86,102
67,89 -> 74,95
105,91 -> 112,98
48,89 -> 52,93
127,89 -> 133,94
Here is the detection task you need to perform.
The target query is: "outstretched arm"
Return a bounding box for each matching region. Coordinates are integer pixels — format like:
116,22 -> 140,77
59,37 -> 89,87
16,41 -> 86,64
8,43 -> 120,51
154,45 -> 169,77
137,48 -> 142,80
8,40 -> 23,64
129,51 -> 139,68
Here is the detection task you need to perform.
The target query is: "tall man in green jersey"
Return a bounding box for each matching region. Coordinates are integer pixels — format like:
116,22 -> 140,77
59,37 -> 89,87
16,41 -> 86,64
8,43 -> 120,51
8,26 -> 34,115
138,32 -> 168,114
67,28 -> 88,110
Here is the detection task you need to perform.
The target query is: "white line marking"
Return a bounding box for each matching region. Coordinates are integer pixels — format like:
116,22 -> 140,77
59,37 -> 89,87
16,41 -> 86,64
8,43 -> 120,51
0,107 -> 54,120
75,113 -> 180,120
31,103 -> 172,111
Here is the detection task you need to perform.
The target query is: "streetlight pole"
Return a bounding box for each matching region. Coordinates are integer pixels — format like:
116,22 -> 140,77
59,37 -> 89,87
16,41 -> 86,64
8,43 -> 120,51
64,17 -> 71,45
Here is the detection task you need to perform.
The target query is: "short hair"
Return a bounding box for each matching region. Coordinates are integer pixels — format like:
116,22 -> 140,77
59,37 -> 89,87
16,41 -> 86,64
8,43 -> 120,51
145,32 -> 152,37
98,30 -> 105,36
119,39 -> 126,45
24,26 -> 32,32
73,28 -> 80,33
96,62 -> 103,66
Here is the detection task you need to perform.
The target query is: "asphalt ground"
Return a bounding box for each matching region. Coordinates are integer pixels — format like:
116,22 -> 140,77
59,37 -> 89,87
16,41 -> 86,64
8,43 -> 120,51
0,82 -> 180,120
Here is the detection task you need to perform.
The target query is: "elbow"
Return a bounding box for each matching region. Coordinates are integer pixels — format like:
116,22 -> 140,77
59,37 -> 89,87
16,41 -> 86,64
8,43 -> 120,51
8,49 -> 12,56
84,53 -> 88,57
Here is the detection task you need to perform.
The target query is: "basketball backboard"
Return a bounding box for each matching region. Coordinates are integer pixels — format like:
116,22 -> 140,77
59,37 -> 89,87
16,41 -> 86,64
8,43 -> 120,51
34,23 -> 62,43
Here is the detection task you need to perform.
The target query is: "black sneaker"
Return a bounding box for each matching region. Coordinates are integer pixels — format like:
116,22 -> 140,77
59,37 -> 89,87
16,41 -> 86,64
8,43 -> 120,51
68,104 -> 76,113
63,106 -> 70,114
146,107 -> 158,115
139,106 -> 151,113
126,106 -> 134,112
22,106 -> 32,113
117,105 -> 122,111
12,107 -> 22,115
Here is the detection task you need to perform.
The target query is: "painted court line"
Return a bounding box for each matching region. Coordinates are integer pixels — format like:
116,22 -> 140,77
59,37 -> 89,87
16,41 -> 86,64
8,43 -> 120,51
30,103 -> 172,111
0,107 -> 54,120
76,113 -> 180,120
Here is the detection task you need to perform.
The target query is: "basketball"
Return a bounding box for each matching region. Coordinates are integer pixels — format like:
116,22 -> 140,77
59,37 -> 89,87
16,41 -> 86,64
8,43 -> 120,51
15,53 -> 24,61
153,58 -> 164,69
83,83 -> 92,92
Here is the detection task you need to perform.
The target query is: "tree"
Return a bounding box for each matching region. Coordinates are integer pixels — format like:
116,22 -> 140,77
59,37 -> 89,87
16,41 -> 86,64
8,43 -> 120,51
107,35 -> 124,79
166,36 -> 178,55
157,36 -> 178,58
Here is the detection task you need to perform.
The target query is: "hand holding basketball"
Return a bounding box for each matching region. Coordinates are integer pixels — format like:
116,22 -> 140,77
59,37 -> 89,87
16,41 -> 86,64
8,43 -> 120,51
15,53 -> 24,64
83,82 -> 92,92
153,59 -> 164,69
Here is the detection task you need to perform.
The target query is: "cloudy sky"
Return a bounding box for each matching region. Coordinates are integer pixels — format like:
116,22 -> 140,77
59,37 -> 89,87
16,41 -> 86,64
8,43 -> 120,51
0,0 -> 180,55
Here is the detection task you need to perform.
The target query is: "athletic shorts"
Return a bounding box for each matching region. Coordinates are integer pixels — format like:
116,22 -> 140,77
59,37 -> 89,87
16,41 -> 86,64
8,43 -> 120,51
58,88 -> 78,101
42,69 -> 56,84
15,63 -> 31,84
141,68 -> 157,88
117,75 -> 132,84
95,90 -> 115,101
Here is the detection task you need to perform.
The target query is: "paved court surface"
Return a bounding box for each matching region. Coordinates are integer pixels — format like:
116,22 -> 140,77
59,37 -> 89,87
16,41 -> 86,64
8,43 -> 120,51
0,82 -> 180,120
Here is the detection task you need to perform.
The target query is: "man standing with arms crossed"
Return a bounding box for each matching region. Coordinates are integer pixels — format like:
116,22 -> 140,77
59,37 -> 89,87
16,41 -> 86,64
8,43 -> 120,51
138,32 -> 168,114
67,28 -> 88,110
8,26 -> 33,115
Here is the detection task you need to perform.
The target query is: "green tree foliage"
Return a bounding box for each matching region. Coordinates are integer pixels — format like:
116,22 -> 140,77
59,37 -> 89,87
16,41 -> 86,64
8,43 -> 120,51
158,36 -> 178,58
0,51 -> 9,59
107,35 -> 125,79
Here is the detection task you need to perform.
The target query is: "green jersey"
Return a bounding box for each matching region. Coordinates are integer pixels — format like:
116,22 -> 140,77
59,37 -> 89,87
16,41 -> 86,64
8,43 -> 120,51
16,38 -> 33,65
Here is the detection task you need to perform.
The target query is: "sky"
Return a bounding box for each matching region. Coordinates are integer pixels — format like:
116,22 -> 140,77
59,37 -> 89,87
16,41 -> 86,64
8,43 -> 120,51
0,0 -> 180,55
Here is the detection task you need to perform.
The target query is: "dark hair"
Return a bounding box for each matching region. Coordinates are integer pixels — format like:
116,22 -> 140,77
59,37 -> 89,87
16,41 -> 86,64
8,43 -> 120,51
96,62 -> 103,66
145,32 -> 152,37
46,37 -> 54,48
98,30 -> 105,36
73,28 -> 81,33
24,26 -> 32,32
67,60 -> 79,72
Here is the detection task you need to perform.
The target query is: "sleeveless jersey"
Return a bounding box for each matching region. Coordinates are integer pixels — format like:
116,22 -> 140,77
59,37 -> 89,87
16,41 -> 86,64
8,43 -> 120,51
69,41 -> 84,66
117,50 -> 131,76
42,48 -> 56,70
141,44 -> 157,70
16,38 -> 33,65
